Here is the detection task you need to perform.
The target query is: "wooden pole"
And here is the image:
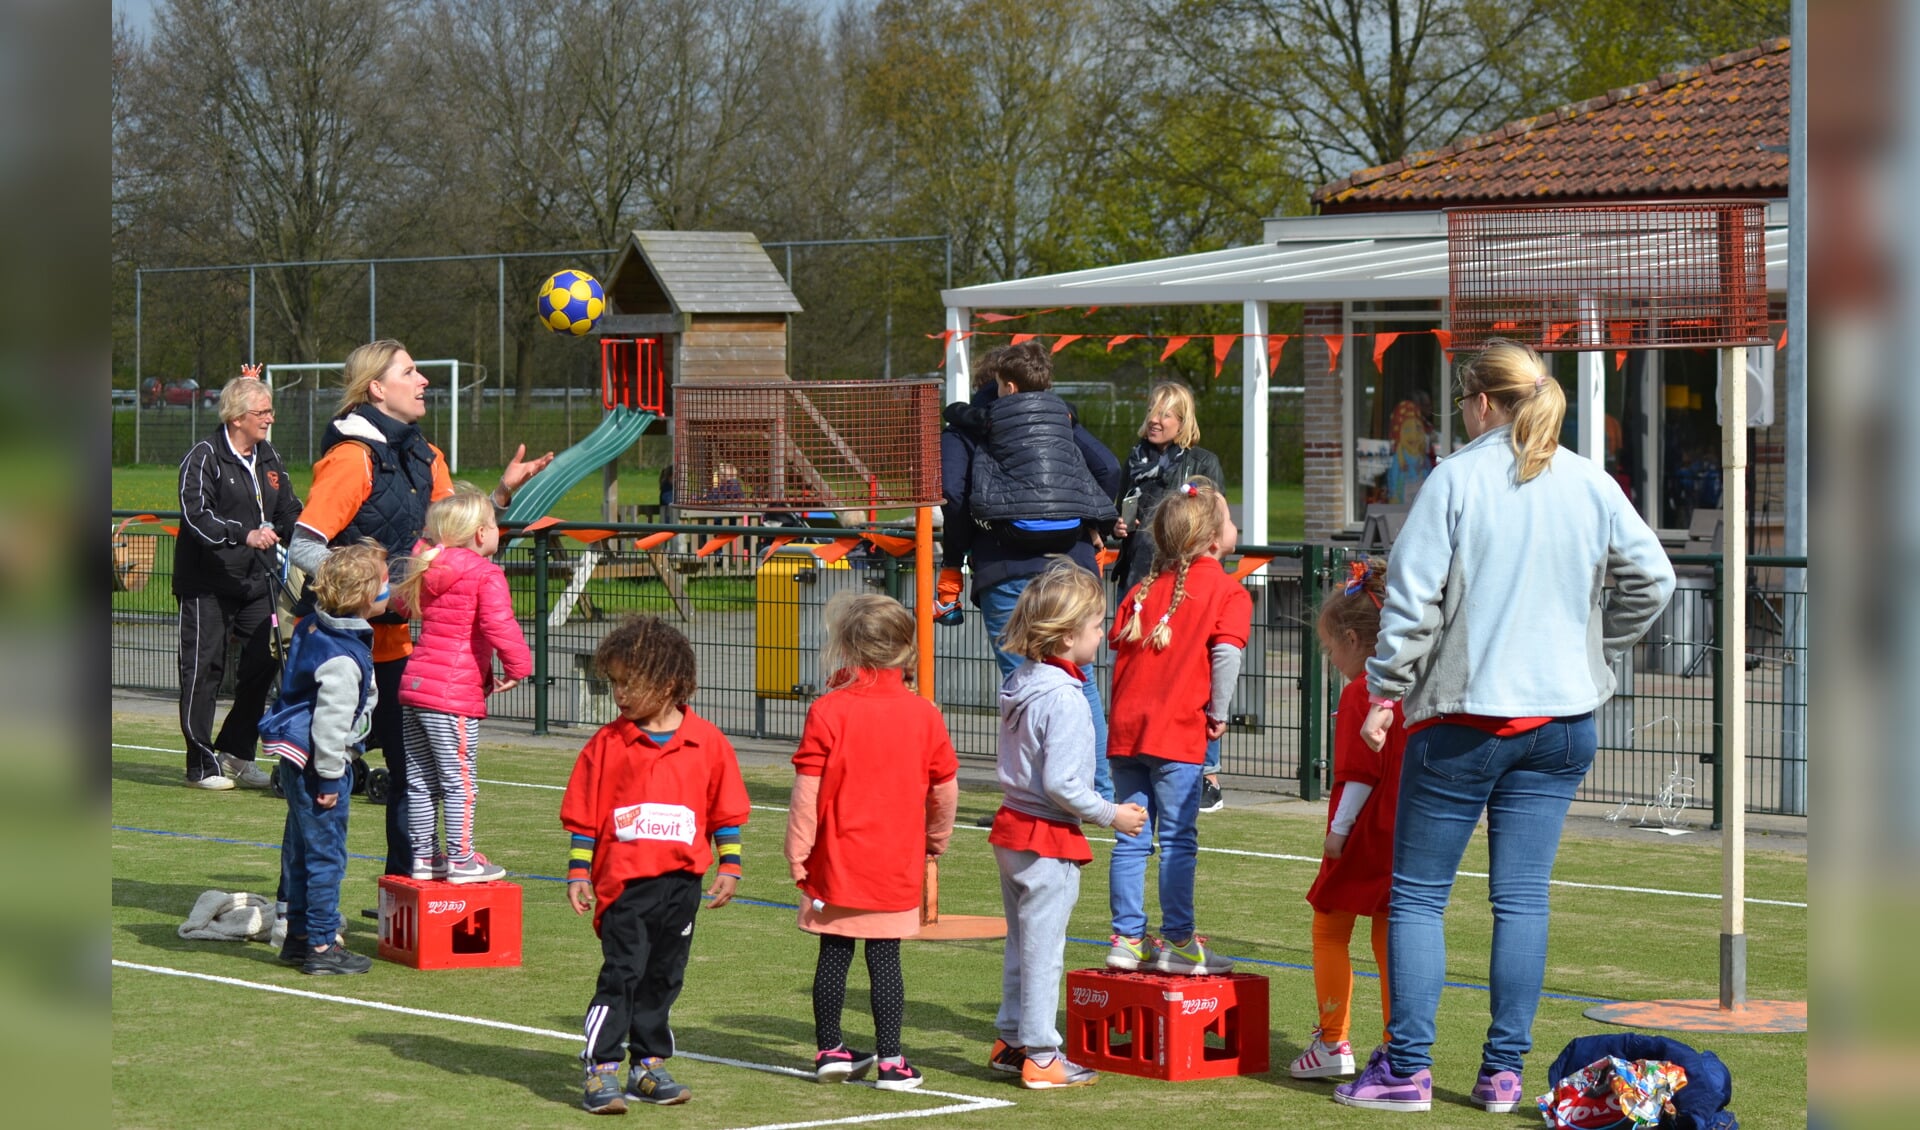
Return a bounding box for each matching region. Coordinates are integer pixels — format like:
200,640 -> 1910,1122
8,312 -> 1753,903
1720,345 -> 1748,1009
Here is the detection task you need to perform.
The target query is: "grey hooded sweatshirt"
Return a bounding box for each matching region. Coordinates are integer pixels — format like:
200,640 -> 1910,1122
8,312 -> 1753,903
997,660 -> 1118,829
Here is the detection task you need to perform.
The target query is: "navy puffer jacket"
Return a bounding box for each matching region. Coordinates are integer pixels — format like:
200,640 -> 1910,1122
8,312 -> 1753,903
967,391 -> 1117,525
1547,1033 -> 1737,1130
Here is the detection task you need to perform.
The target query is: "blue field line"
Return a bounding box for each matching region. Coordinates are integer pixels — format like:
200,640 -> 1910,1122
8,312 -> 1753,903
115,822 -> 1618,1005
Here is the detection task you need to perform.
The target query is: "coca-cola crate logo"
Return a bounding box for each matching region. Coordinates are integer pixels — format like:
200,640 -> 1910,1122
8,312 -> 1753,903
427,899 -> 468,916
1070,986 -> 1110,1008
1178,997 -> 1219,1016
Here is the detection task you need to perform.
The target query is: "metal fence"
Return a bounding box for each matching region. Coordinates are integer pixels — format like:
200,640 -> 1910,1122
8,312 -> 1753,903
110,513 -> 1807,821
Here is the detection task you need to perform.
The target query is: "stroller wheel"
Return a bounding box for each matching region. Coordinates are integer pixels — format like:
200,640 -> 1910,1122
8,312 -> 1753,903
366,766 -> 390,805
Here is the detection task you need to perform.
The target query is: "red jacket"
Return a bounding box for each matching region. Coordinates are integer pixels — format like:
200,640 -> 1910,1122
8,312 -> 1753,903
396,543 -> 530,719
1109,555 -> 1253,763
1307,677 -> 1405,917
791,669 -> 958,912
561,709 -> 752,934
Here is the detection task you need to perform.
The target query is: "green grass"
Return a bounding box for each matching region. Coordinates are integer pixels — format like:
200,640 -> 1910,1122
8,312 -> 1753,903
112,715 -> 1804,1128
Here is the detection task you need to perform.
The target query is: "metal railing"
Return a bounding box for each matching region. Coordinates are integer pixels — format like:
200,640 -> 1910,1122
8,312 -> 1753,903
110,512 -> 1807,820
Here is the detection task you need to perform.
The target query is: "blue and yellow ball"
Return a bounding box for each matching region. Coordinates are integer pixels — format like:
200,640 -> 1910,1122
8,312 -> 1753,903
536,269 -> 606,335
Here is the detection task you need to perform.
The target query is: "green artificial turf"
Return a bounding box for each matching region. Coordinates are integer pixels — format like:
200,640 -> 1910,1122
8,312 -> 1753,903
112,715 -> 1804,1127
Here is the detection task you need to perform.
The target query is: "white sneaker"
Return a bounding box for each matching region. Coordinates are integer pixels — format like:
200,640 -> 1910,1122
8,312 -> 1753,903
219,755 -> 272,789
1290,1028 -> 1357,1078
187,773 -> 235,791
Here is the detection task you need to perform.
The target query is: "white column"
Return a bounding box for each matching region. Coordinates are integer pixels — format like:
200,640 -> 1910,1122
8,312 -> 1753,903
944,307 -> 971,403
1576,297 -> 1605,460
1720,343 -> 1749,1007
1241,301 -> 1270,553
449,359 -> 461,473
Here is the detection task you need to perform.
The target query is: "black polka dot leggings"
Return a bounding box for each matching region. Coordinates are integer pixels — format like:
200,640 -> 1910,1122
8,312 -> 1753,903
812,935 -> 904,1058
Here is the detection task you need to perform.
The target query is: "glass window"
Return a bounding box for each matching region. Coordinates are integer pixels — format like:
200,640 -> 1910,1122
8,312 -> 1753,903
1350,320 -> 1443,522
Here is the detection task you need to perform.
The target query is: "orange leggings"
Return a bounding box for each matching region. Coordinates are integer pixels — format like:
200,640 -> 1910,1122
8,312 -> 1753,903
1311,909 -> 1391,1046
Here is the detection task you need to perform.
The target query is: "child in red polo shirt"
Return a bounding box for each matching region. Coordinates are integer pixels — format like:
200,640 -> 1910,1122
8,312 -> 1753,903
989,562 -> 1149,1089
1293,558 -> 1406,1081
1106,477 -> 1251,977
561,616 -> 751,1115
784,594 -> 959,1092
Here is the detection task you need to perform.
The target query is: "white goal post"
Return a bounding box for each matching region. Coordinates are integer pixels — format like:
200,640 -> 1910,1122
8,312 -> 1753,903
264,359 -> 474,472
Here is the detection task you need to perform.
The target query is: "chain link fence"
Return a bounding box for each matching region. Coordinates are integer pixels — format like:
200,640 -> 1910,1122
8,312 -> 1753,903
111,513 -> 1805,820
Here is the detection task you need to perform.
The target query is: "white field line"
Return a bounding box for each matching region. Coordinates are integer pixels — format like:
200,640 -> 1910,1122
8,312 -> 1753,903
112,960 -> 1011,1128
112,742 -> 1808,909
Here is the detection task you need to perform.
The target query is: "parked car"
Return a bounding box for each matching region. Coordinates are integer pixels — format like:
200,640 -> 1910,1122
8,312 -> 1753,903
140,378 -> 220,408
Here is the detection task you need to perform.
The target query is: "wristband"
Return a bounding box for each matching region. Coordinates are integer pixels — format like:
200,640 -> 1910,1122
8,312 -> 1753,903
1367,693 -> 1401,709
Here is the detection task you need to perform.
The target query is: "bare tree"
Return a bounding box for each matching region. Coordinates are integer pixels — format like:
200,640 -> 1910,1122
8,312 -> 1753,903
126,0 -> 410,362
1124,0 -> 1559,187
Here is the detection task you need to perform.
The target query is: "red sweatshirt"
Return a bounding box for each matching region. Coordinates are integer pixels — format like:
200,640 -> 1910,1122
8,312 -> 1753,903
560,709 -> 751,934
791,669 -> 958,912
1109,555 -> 1253,764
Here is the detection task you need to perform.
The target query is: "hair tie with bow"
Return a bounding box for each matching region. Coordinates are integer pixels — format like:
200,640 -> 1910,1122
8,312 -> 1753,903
1345,560 -> 1383,609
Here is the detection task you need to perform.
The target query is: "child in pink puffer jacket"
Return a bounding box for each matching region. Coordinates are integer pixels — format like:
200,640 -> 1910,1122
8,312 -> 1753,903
393,484 -> 531,883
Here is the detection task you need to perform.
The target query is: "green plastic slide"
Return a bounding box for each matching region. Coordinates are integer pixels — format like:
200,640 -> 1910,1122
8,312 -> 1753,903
501,405 -> 656,537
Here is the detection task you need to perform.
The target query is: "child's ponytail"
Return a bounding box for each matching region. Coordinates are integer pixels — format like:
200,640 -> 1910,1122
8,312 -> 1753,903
1318,556 -> 1388,649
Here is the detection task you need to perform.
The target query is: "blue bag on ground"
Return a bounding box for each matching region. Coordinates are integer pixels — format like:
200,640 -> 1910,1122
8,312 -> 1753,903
1546,1034 -> 1737,1130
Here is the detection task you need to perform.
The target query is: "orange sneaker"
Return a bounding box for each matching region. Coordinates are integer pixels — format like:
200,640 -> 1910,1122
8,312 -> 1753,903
1020,1054 -> 1098,1090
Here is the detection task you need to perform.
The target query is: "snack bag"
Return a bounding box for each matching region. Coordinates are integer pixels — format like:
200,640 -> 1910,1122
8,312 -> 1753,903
1539,1056 -> 1689,1129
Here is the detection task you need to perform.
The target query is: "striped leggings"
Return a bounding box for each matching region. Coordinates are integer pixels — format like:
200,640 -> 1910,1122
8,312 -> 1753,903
402,707 -> 483,864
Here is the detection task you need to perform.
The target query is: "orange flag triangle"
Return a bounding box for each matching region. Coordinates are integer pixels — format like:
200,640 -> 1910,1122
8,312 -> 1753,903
1267,334 -> 1289,376
1106,334 -> 1141,352
1432,328 -> 1453,357
1160,336 -> 1192,362
1211,335 -> 1236,379
1372,331 -> 1402,373
1011,333 -> 1037,346
1776,327 -> 1788,352
1322,334 -> 1345,373
975,311 -> 1019,323
1050,334 -> 1083,354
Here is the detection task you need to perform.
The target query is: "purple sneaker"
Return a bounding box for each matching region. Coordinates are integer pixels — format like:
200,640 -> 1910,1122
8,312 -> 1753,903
1332,1054 -> 1433,1111
1469,1068 -> 1523,1113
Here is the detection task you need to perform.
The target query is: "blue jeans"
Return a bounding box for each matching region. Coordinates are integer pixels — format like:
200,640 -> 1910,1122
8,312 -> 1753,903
979,576 -> 1112,801
279,759 -> 351,949
1203,737 -> 1219,776
1107,754 -> 1204,940
1386,715 -> 1597,1077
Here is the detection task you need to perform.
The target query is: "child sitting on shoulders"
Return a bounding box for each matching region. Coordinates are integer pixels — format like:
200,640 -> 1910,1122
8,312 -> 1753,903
988,561 -> 1148,1089
785,594 -> 959,1092
562,616 -> 751,1115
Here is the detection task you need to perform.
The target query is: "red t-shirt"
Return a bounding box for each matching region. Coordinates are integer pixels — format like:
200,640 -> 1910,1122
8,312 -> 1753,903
1407,713 -> 1553,737
1307,678 -> 1406,918
791,668 -> 959,912
1108,555 -> 1253,764
988,806 -> 1093,863
560,708 -> 752,934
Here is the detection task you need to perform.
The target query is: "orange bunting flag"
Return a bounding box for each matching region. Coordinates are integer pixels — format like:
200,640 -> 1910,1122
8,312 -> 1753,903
1160,336 -> 1191,362
1094,548 -> 1119,574
1106,334 -> 1141,352
1083,306 -> 1100,316
862,532 -> 917,557
1432,328 -> 1453,357
633,531 -> 675,551
521,515 -> 562,533
1608,320 -> 1636,372
974,311 -> 1020,323
1211,334 -> 1236,379
1550,321 -> 1579,343
694,534 -> 739,559
1229,553 -> 1274,581
1322,334 -> 1345,373
561,528 -> 618,544
757,535 -> 797,564
1011,333 -> 1037,346
1267,333 -> 1289,376
1050,334 -> 1083,354
1776,327 -> 1788,352
1372,331 -> 1402,373
807,538 -> 862,564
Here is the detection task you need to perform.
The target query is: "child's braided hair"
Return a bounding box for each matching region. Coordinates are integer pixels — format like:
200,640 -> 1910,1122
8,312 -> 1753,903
1118,476 -> 1224,652
594,615 -> 697,721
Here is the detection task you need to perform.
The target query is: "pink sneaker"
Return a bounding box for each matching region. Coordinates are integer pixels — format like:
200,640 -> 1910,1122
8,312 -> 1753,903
1470,1067 -> 1524,1113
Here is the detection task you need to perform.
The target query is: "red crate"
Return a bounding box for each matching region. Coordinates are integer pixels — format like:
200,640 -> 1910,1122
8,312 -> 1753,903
1066,968 -> 1269,1081
377,876 -> 522,970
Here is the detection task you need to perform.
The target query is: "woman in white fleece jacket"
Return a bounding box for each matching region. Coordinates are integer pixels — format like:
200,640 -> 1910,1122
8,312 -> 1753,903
1333,340 -> 1675,1114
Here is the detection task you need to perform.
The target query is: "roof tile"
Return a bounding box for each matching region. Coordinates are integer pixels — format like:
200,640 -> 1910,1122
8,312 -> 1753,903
1315,38 -> 1789,209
